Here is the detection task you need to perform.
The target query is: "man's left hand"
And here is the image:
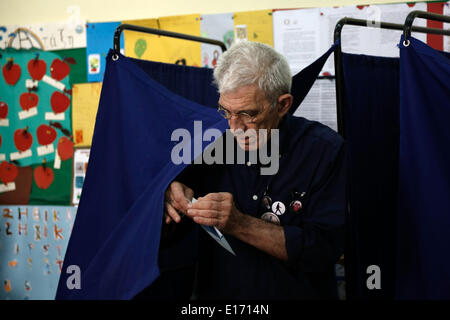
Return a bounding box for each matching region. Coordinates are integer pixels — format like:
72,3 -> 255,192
186,192 -> 243,234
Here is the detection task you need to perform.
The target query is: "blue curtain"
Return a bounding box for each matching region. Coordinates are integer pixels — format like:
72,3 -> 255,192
396,36 -> 450,299
56,50 -> 228,299
342,37 -> 450,300
341,53 -> 400,299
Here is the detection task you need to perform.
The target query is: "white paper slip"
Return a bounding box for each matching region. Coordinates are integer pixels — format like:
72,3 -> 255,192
45,112 -> 65,120
54,152 -> 61,169
201,225 -> 235,256
0,119 -> 9,126
10,149 -> 32,160
18,107 -> 38,120
25,79 -> 38,89
0,154 -> 5,161
191,197 -> 236,256
37,144 -> 54,156
42,75 -> 65,91
0,182 -> 16,193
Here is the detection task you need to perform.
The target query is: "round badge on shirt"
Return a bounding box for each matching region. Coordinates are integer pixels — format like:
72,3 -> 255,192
262,195 -> 272,210
271,201 -> 286,216
261,212 -> 280,225
290,200 -> 302,213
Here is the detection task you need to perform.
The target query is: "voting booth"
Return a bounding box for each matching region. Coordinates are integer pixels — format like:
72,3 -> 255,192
0,0 -> 449,302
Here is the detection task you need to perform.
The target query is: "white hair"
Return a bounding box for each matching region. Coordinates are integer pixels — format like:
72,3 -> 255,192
213,41 -> 292,105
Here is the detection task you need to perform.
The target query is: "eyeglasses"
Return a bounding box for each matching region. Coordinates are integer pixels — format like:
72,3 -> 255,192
217,103 -> 273,124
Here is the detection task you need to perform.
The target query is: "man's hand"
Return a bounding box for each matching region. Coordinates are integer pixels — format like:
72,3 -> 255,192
164,181 -> 194,224
186,192 -> 244,234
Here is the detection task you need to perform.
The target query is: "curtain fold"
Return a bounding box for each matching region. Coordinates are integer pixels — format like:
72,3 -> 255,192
341,52 -> 400,299
56,50 -> 228,299
396,36 -> 450,299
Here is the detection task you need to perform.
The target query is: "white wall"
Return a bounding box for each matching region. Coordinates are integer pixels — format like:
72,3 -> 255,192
0,0 -> 427,25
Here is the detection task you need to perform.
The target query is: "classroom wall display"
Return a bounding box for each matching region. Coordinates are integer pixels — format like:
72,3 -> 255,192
86,22 -> 124,82
200,13 -> 234,68
234,10 -> 274,47
0,22 -> 87,51
273,2 -> 428,76
0,166 -> 33,205
72,148 -> 89,205
0,205 -> 77,300
0,49 -> 73,170
28,158 -> 73,206
123,15 -> 202,66
122,18 -> 159,60
52,48 -> 88,86
72,83 -> 102,147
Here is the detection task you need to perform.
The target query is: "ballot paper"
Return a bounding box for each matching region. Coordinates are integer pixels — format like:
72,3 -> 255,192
191,198 -> 236,256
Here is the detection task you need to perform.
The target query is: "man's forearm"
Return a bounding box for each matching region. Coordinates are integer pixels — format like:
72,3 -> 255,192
228,213 -> 289,262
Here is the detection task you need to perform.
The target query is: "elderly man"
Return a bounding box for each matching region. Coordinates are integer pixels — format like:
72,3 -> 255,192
161,41 -> 346,300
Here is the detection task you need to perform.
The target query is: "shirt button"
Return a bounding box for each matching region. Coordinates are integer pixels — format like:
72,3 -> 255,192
247,161 -> 251,166
253,195 -> 258,201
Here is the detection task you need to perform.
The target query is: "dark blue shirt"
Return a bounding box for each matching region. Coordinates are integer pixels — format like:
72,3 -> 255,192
178,113 -> 347,299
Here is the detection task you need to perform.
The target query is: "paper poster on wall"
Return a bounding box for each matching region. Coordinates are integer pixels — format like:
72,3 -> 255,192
0,49 -> 72,167
72,148 -> 90,205
123,15 -> 202,66
72,83 -> 102,147
274,3 -> 427,75
200,13 -> 234,68
0,205 -> 77,299
318,3 -> 427,74
86,22 -> 124,82
293,79 -> 337,132
123,18 -> 159,60
273,8 -> 322,75
0,22 -> 86,51
234,10 -> 274,47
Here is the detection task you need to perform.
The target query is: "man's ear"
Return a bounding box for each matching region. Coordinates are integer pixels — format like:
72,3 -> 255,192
277,93 -> 293,117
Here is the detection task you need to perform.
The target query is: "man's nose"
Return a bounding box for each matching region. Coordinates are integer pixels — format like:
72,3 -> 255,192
228,116 -> 246,131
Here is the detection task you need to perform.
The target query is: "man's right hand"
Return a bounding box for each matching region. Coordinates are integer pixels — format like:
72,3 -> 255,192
164,181 -> 194,224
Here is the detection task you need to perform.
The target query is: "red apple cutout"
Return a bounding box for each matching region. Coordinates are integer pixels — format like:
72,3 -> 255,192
0,102 -> 8,118
14,127 -> 33,151
34,165 -> 54,189
2,59 -> 21,85
36,124 -> 57,145
50,58 -> 71,81
57,136 -> 74,160
50,91 -> 70,114
0,161 -> 18,184
27,55 -> 47,80
19,92 -> 39,111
